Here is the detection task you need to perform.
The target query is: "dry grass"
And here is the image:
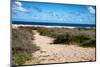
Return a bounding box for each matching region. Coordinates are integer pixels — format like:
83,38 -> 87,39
12,28 -> 40,65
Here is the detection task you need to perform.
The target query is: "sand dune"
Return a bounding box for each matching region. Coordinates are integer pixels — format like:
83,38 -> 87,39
25,30 -> 95,64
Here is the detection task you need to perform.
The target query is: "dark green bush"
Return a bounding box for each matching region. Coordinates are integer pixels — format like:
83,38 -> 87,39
53,33 -> 92,45
73,34 -> 91,44
53,33 -> 72,44
80,38 -> 96,47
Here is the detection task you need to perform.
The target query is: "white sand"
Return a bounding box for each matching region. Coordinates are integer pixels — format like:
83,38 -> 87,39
25,30 -> 96,64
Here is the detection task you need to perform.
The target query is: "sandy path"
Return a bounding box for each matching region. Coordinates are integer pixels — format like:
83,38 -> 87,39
25,30 -> 96,64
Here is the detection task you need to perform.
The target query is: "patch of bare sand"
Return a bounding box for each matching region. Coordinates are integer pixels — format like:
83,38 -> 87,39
25,30 -> 96,64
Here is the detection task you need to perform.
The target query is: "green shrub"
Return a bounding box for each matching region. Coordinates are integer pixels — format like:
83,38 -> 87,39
80,38 -> 96,47
38,29 -> 49,36
73,34 -> 91,44
53,33 -> 92,45
53,33 -> 72,44
13,52 -> 32,65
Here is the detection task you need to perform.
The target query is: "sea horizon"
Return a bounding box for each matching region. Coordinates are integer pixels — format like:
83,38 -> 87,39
12,21 -> 96,27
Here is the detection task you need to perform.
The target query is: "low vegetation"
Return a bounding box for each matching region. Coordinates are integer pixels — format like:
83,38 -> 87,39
12,28 -> 40,65
37,27 -> 96,47
80,38 -> 96,47
12,26 -> 96,65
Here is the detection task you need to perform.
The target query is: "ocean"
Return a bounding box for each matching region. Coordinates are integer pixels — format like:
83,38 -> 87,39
12,21 -> 96,27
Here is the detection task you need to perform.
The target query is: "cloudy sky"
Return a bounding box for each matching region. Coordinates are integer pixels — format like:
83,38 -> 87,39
12,1 -> 96,25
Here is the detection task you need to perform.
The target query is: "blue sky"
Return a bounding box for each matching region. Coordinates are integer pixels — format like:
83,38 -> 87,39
12,1 -> 96,25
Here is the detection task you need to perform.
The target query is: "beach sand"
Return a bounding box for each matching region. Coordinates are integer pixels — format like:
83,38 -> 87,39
25,30 -> 96,64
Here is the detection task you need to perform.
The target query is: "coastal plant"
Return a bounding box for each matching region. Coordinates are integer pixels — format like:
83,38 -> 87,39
12,28 -> 40,65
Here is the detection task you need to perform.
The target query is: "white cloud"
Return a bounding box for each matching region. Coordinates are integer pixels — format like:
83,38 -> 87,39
16,5 -> 27,12
14,1 -> 27,12
15,2 -> 22,7
88,6 -> 95,14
